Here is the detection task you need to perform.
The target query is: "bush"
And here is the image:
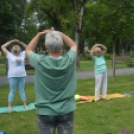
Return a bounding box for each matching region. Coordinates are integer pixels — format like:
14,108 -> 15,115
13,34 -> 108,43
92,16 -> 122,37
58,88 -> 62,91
80,57 -> 87,60
80,53 -> 91,60
80,53 -> 112,60
85,54 -> 91,60
126,58 -> 134,67
0,56 -> 7,63
104,53 -> 113,60
127,63 -> 133,67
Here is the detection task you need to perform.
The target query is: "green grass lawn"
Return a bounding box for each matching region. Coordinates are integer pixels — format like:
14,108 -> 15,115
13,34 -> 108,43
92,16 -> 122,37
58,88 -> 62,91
0,64 -> 5,76
76,60 -> 129,72
0,60 -> 130,77
0,64 -> 34,77
0,75 -> 134,133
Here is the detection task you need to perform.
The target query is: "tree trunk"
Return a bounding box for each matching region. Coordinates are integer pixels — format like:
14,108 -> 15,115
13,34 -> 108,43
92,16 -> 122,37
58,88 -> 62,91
81,39 -> 85,57
113,35 -> 116,82
72,0 -> 87,68
131,45 -> 134,57
75,29 -> 81,68
115,38 -> 120,56
120,39 -> 126,56
131,45 -> 133,57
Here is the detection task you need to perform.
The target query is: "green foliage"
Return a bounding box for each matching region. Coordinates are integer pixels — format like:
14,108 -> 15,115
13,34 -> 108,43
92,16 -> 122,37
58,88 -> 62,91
90,0 -> 134,38
126,58 -> 134,67
80,54 -> 91,60
83,0 -> 134,52
24,0 -> 134,56
0,0 -> 27,48
1,0 -> 134,60
0,1 -> 19,46
25,0 -> 75,35
0,0 -> 39,51
7,0 -> 27,26
0,56 -> 7,64
80,53 -> 112,60
25,0 -> 77,52
15,13 -> 38,45
104,53 -> 113,60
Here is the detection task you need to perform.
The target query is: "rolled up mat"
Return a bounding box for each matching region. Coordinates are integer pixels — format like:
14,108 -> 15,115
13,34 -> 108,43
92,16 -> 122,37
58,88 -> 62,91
75,95 -> 90,102
75,94 -> 80,102
0,132 -> 6,134
80,96 -> 90,101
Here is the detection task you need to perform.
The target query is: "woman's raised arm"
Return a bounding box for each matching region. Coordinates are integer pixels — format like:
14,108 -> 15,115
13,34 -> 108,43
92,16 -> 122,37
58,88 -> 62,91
1,40 -> 14,56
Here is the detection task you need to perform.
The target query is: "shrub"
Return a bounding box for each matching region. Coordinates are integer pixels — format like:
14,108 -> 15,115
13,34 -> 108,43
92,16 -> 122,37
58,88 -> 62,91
80,53 -> 112,60
85,54 -> 91,60
126,58 -> 134,67
0,56 -> 7,63
104,53 -> 113,60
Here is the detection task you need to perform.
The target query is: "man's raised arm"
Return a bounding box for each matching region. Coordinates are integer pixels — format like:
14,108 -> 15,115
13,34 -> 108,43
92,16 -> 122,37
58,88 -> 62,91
25,30 -> 52,59
59,32 -> 77,53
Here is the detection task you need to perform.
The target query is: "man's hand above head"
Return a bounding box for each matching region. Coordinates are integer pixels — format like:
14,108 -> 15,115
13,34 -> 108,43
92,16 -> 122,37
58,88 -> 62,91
25,29 -> 53,59
38,30 -> 53,38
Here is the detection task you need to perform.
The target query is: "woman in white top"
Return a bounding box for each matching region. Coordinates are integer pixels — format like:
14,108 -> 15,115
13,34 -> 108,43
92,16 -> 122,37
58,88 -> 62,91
1,39 -> 28,111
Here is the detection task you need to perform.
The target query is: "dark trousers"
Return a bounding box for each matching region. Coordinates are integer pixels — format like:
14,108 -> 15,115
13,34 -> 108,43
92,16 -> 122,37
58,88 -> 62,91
37,112 -> 74,134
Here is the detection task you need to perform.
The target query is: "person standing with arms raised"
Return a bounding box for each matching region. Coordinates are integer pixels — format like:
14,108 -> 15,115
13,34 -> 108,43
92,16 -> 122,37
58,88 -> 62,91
25,30 -> 77,134
1,39 -> 28,111
90,44 -> 107,101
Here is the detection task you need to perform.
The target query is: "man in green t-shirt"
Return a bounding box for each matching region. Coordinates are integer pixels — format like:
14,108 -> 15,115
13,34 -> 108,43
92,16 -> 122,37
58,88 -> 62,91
25,30 -> 77,134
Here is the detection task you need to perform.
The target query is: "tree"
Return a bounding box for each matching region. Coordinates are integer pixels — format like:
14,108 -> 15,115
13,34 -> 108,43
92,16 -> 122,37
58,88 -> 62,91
71,0 -> 88,68
7,0 -> 27,26
26,0 -> 90,68
25,0 -> 75,53
0,0 -> 19,47
25,0 -> 74,31
15,13 -> 38,47
0,0 -> 27,48
85,0 -> 134,81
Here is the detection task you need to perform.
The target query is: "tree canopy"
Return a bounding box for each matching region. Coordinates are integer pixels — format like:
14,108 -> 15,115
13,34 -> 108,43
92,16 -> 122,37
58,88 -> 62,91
1,0 -> 134,59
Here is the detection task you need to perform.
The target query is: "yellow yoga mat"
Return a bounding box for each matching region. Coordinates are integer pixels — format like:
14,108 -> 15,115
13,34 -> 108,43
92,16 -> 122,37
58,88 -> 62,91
76,93 -> 126,104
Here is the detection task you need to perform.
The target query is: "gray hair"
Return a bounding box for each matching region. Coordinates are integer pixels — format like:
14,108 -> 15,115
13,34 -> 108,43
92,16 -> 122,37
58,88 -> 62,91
45,31 -> 63,52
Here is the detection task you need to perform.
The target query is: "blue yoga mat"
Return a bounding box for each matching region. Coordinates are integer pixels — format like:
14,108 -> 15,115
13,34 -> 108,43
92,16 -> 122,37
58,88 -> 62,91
0,103 -> 36,114
0,132 -> 6,134
129,91 -> 134,94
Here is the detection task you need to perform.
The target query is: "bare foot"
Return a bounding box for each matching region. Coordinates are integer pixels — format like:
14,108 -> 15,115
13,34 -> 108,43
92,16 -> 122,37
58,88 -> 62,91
24,106 -> 29,109
8,107 -> 12,111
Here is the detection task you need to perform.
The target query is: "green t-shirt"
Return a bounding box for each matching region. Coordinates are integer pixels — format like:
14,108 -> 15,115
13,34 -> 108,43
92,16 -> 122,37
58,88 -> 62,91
30,50 -> 77,115
94,53 -> 107,74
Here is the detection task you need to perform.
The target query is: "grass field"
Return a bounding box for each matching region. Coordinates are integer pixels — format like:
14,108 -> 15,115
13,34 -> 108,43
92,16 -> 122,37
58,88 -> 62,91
0,75 -> 134,134
76,60 -> 129,72
0,60 -> 130,77
0,64 -> 34,77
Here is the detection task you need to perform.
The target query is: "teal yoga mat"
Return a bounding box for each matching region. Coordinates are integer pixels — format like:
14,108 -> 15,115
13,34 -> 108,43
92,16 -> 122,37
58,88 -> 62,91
0,103 -> 36,114
129,91 -> 134,94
